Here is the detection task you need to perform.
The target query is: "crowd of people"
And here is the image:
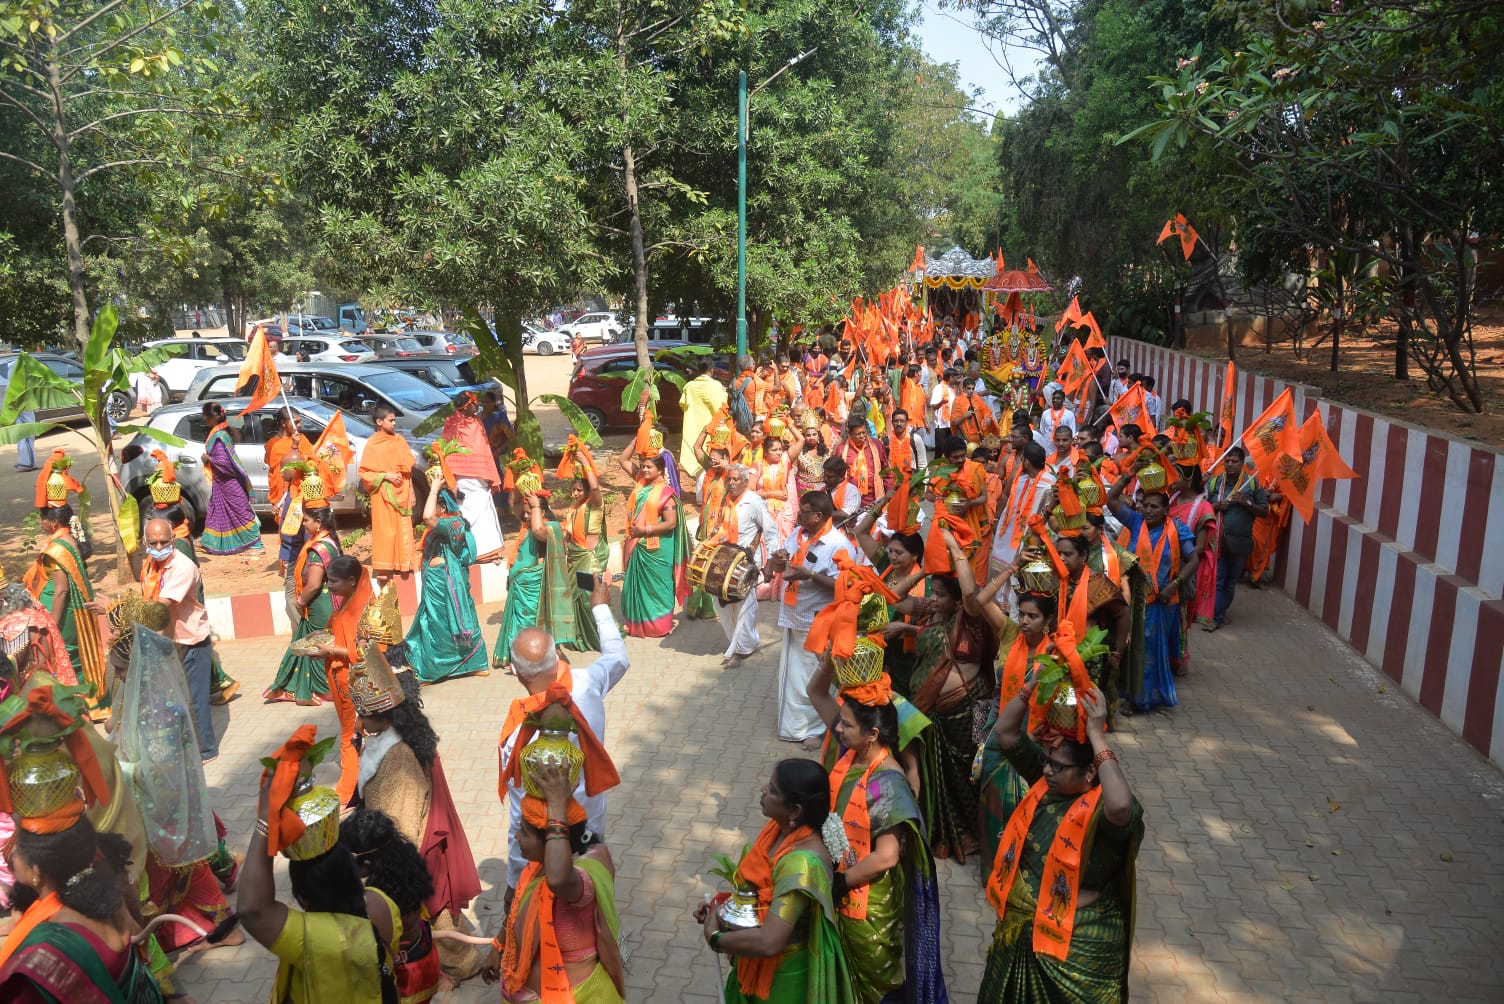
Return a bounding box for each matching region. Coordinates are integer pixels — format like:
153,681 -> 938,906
0,305 -> 1298,1002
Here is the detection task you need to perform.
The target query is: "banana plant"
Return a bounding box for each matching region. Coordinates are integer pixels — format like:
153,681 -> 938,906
611,344 -> 715,418
413,307 -> 602,456
0,305 -> 187,577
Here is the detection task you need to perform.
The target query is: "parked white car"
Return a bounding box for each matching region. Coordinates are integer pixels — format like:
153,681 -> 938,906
281,335 -> 378,363
522,324 -> 571,355
143,337 -> 250,402
557,311 -> 622,345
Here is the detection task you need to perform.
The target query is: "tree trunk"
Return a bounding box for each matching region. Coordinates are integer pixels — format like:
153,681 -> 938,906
1330,300 -> 1342,373
623,140 -> 651,373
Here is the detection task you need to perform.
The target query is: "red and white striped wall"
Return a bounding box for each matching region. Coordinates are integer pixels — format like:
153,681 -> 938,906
1109,338 -> 1504,767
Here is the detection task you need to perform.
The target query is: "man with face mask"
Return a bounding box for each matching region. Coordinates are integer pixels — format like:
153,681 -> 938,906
138,516 -> 220,761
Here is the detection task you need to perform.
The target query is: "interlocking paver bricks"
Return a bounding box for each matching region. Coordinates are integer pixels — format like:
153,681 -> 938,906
166,581 -> 1503,1002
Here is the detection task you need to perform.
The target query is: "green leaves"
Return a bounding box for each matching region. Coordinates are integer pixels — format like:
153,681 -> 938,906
113,424 -> 188,448
0,354 -> 78,423
537,394 -> 603,448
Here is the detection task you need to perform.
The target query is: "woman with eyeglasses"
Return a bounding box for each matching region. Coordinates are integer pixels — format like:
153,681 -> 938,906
979,678 -> 1143,1002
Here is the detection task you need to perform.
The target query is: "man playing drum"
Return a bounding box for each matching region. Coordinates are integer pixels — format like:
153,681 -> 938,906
702,464 -> 777,669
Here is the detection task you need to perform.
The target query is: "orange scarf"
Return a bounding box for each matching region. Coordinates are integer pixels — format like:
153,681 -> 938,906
888,431 -> 914,475
986,780 -> 1105,960
495,665 -> 576,801
0,892 -> 62,970
921,511 -> 973,575
141,554 -> 169,601
1127,521 -> 1180,603
1061,570 -> 1091,638
714,489 -> 742,545
1099,539 -> 1122,586
804,551 -> 901,659
502,861 -> 570,1003
498,681 -> 620,800
291,531 -> 332,607
627,480 -> 670,552
829,748 -> 889,920
1006,473 -> 1046,548
701,471 -> 728,536
782,519 -> 831,606
567,505 -> 600,548
733,821 -> 815,997
260,724 -> 319,856
899,379 -> 926,426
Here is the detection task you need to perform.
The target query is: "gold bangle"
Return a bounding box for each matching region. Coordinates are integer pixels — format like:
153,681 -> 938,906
1092,749 -> 1117,770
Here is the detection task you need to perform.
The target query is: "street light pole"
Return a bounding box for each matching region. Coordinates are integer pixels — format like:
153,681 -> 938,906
736,69 -> 748,359
735,48 -> 815,361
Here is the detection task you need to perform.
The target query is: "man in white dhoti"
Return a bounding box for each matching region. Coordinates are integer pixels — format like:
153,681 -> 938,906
441,391 -> 505,561
764,489 -> 857,750
712,465 -> 776,668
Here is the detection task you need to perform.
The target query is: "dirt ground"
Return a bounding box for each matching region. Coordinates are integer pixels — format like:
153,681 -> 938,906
1193,307 -> 1504,447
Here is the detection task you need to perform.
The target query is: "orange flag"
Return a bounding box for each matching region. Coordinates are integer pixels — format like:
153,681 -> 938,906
1106,382 -> 1156,436
1079,312 -> 1105,349
1218,360 -> 1237,447
236,328 -> 281,416
1057,341 -> 1091,394
1276,410 -> 1358,522
1157,213 -> 1200,261
909,245 -> 926,273
313,409 -> 354,471
1055,295 -> 1083,333
1239,388 -> 1300,474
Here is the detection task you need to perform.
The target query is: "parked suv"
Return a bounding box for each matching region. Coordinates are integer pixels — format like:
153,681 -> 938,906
380,356 -> 503,399
119,398 -> 432,529
143,337 -> 249,402
280,335 -> 377,363
185,361 -> 452,434
522,325 -> 571,356
404,330 -> 477,357
566,341 -> 730,432
557,311 -> 622,345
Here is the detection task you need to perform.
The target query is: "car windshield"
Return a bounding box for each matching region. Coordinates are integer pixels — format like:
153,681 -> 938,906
395,338 -> 422,352
296,399 -> 377,437
362,370 -> 451,410
448,332 -> 475,345
413,364 -> 461,387
306,317 -> 339,330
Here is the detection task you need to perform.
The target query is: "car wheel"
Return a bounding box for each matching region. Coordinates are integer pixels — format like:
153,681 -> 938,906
105,391 -> 131,425
581,408 -> 606,434
536,340 -> 554,356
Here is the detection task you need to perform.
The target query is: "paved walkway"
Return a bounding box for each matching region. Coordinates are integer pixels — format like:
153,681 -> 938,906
174,583 -> 1504,1003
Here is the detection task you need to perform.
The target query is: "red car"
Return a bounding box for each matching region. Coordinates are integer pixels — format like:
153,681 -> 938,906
567,340 -> 730,433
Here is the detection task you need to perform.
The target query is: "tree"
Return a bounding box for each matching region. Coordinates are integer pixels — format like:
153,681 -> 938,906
0,305 -> 185,578
0,0 -> 230,350
1122,0 -> 1503,412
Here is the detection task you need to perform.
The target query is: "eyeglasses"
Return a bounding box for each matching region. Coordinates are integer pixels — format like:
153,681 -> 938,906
1041,756 -> 1082,774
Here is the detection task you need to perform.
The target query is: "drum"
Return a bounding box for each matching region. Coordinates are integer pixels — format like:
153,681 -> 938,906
688,541 -> 757,603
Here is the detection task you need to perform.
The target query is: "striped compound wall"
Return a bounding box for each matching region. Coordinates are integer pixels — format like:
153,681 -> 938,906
1109,338 -> 1504,767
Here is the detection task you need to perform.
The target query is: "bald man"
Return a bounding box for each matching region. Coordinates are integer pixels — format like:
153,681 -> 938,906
497,575 -> 628,892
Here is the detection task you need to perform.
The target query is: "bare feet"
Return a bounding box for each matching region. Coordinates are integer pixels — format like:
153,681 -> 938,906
800,736 -> 824,752
724,653 -> 747,669
185,925 -> 244,953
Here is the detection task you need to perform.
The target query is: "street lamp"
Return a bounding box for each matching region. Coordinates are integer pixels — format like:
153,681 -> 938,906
737,47 -> 817,359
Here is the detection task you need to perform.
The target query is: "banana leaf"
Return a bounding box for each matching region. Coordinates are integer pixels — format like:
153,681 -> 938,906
118,494 -> 140,554
82,304 -> 118,426
114,425 -> 187,448
0,354 -> 79,423
511,406 -> 544,461
413,399 -> 460,438
0,421 -> 63,446
537,394 -> 603,448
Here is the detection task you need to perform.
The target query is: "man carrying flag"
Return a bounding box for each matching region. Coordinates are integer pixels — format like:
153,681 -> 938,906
1204,446 -> 1268,632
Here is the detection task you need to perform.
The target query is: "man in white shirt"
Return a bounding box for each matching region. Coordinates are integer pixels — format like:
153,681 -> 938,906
821,456 -> 862,524
1142,376 -> 1163,426
928,368 -> 956,449
990,441 -> 1056,610
1037,387 -> 1078,443
498,577 -> 629,893
712,465 -> 778,668
1109,360 -> 1133,403
764,490 -> 857,748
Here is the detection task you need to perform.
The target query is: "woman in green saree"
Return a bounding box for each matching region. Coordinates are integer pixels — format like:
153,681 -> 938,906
26,504 -> 108,714
493,489 -> 599,668
892,527 -> 998,864
407,479 -> 488,684
617,448 -> 688,638
806,657 -> 947,1004
265,505 -> 340,704
981,681 -> 1143,1003
696,758 -> 854,1004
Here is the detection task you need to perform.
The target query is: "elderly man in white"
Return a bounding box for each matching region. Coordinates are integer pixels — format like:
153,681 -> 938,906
497,575 -> 628,898
763,489 -> 858,750
712,464 -> 777,669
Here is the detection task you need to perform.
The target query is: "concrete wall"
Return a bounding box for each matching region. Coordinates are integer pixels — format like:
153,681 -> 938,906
1109,338 -> 1504,767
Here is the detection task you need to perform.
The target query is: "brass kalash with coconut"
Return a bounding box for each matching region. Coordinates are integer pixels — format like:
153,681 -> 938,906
0,683 -> 113,838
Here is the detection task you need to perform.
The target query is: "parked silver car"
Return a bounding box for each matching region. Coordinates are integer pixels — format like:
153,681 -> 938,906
119,398 -> 433,531
183,361 -> 452,435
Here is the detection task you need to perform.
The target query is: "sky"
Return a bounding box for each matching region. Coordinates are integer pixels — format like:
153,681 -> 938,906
912,1 -> 1039,119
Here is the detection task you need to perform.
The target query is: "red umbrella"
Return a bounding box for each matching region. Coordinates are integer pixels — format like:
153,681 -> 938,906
983,264 -> 1053,293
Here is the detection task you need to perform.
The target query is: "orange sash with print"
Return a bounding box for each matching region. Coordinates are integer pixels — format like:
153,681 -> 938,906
733,821 -> 815,998
501,861 -> 569,1003
1126,521 -> 1179,603
627,481 -> 670,553
782,520 -> 831,606
829,748 -> 889,920
986,779 -> 1105,960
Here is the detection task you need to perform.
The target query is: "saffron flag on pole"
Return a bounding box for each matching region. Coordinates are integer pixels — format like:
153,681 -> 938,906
235,328 -> 281,416
1106,382 -> 1156,437
1239,387 -> 1300,474
1055,296 -> 1084,334
1275,410 -> 1359,522
1157,213 -> 1200,261
1218,359 -> 1237,447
